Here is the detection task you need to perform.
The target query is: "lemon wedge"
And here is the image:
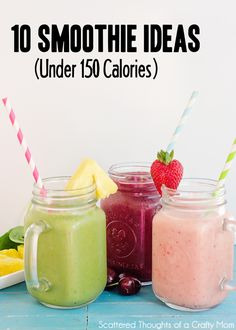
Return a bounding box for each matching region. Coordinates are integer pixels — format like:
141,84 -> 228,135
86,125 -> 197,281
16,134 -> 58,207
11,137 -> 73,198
0,254 -> 24,276
17,245 -> 24,259
0,249 -> 20,259
0,248 -> 24,276
66,159 -> 118,199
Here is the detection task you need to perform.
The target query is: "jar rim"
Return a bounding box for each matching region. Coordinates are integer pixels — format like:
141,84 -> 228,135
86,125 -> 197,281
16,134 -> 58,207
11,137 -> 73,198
33,176 -> 96,199
162,178 -> 226,209
162,178 -> 225,194
108,162 -> 153,183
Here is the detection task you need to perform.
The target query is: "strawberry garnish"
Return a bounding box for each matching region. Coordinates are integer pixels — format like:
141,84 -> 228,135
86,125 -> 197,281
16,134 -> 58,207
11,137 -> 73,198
151,150 -> 183,195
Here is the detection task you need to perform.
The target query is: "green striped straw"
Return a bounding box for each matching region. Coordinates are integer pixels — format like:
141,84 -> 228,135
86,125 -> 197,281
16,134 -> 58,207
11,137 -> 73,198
217,138 -> 236,189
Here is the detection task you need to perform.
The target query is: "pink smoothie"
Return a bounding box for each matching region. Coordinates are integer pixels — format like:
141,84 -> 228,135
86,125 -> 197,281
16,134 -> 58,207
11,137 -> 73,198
152,208 -> 234,310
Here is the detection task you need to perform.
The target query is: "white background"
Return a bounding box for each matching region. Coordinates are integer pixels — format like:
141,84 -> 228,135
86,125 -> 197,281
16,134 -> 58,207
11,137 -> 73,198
0,0 -> 235,233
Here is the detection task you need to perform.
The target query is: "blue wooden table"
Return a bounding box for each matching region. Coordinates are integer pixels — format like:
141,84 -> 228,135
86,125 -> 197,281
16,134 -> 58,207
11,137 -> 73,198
1,251 -> 236,330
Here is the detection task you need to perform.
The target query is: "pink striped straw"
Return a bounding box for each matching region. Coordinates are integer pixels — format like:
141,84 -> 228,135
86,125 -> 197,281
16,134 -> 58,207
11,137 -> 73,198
2,97 -> 45,191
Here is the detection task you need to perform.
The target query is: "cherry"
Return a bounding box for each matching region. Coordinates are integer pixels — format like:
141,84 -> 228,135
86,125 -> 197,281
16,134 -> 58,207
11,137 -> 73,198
118,272 -> 133,280
105,269 -> 142,295
107,268 -> 118,285
105,268 -> 119,290
118,276 -> 141,295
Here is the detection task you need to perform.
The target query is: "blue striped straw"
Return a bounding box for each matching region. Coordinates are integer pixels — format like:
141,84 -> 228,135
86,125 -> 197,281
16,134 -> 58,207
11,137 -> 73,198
166,91 -> 199,153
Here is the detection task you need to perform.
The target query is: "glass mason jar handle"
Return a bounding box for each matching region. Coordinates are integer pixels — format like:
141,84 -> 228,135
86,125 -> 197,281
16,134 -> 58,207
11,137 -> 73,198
24,221 -> 51,292
221,216 -> 236,292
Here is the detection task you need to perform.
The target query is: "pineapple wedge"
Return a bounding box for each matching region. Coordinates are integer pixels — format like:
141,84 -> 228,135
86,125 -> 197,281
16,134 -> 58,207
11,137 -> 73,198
0,254 -> 24,276
66,159 -> 118,199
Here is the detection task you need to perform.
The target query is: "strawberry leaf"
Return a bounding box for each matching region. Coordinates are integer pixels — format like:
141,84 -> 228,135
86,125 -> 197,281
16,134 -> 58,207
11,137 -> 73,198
157,150 -> 175,165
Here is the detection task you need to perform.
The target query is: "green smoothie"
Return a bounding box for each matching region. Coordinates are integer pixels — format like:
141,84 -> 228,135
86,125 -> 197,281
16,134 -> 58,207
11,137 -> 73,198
24,204 -> 107,308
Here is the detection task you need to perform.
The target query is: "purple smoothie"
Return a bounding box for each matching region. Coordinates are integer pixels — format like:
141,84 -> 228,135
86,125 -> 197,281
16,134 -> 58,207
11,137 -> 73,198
101,163 -> 160,282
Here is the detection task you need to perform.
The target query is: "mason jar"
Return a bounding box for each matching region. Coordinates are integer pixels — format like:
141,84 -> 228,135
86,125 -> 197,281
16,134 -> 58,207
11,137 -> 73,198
24,177 -> 107,309
101,163 -> 161,283
152,178 -> 236,311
